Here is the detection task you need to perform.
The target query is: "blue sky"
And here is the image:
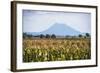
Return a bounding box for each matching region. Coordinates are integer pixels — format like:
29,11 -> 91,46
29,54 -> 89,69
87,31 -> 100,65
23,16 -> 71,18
22,10 -> 91,33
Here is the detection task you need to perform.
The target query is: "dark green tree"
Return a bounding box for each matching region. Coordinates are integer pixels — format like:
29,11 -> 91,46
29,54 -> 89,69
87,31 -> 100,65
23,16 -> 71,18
85,33 -> 90,37
46,34 -> 50,38
51,34 -> 56,38
23,33 -> 28,38
78,34 -> 82,38
40,34 -> 45,38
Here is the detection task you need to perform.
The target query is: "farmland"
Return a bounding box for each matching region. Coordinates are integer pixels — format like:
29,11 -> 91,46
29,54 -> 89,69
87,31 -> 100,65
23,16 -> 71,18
23,38 -> 91,62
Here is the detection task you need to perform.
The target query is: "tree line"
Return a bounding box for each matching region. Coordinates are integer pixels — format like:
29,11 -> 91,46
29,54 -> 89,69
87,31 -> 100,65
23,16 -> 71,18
23,33 -> 90,39
23,33 -> 56,39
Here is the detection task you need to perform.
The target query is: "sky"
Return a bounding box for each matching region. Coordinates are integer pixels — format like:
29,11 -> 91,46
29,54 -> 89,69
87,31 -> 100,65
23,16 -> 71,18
22,10 -> 91,34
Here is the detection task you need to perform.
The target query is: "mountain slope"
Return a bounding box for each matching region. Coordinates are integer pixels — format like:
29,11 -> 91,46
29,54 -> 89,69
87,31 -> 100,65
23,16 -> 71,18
26,23 -> 81,36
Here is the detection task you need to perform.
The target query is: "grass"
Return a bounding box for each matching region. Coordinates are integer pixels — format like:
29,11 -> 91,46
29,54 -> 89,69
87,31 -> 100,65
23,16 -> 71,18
23,38 -> 91,62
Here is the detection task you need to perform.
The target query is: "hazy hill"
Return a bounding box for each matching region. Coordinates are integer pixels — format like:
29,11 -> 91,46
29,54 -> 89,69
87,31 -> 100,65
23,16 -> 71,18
25,23 -> 81,36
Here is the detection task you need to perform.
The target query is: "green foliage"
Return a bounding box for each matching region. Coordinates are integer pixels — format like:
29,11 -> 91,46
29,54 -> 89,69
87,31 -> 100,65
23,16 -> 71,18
40,34 -> 45,38
46,34 -> 50,38
78,34 -> 82,37
23,38 -> 91,62
85,33 -> 90,37
51,34 -> 56,38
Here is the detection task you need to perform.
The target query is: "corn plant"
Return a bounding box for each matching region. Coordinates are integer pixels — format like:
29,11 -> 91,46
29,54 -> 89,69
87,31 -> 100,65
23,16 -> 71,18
23,38 -> 91,62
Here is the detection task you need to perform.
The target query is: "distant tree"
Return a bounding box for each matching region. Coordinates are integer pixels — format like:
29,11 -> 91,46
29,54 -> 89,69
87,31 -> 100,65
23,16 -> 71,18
23,33 -> 33,38
85,33 -> 90,37
51,34 -> 56,38
40,34 -> 45,38
46,34 -> 50,38
84,36 -> 87,38
23,33 -> 28,38
34,35 -> 40,37
78,34 -> 82,38
27,34 -> 33,38
66,35 -> 70,38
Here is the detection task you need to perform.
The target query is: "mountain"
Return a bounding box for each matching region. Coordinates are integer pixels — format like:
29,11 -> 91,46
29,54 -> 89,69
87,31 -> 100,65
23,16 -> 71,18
26,23 -> 81,36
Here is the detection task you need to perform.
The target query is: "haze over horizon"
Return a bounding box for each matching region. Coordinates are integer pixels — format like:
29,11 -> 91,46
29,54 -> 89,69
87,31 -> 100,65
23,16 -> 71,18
23,10 -> 91,34
24,23 -> 90,36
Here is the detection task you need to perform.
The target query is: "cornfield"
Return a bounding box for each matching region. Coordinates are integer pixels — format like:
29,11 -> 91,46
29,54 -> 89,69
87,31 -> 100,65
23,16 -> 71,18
23,38 -> 91,62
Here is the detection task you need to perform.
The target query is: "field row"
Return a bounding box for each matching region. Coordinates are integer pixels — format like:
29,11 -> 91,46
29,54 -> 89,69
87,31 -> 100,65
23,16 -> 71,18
23,39 -> 91,62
